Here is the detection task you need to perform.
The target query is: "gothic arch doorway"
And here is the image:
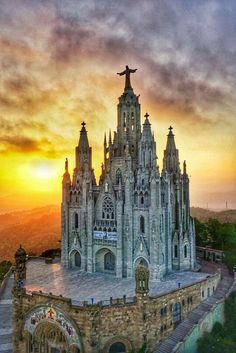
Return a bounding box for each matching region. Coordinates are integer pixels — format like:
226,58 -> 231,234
104,251 -> 115,271
75,252 -> 81,268
95,248 -> 116,274
70,250 -> 82,269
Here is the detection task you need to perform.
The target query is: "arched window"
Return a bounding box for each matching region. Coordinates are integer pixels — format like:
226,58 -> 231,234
173,303 -> 181,328
131,112 -> 135,131
140,216 -> 145,233
162,253 -> 165,265
123,112 -> 126,127
109,342 -> 126,353
116,168 -> 122,184
104,251 -> 116,272
74,252 -> 81,268
74,213 -> 78,229
134,193 -> 138,206
102,196 -> 114,219
174,245 -> 178,258
144,192 -> 149,207
184,245 -> 187,258
140,196 -> 144,205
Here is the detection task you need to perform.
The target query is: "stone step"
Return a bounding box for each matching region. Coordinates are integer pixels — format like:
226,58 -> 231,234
0,334 -> 12,344
0,342 -> 12,353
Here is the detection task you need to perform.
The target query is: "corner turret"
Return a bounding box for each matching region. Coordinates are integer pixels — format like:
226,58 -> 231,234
14,245 -> 27,284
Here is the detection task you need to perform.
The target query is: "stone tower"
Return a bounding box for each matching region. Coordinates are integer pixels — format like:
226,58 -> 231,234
61,67 -> 196,280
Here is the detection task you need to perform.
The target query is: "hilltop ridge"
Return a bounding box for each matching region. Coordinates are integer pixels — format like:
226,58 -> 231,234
0,205 -> 235,261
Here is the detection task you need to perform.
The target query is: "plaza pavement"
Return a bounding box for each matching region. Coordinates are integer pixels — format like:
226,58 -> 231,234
25,259 -> 210,305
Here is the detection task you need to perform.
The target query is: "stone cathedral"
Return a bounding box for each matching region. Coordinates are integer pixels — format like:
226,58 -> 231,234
61,66 -> 196,281
13,68 -> 221,353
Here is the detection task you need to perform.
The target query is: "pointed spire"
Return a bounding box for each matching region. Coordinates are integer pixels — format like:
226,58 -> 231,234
78,121 -> 89,151
163,126 -> 180,174
183,160 -> 187,175
144,112 -> 150,125
109,129 -> 112,145
104,132 -> 107,146
62,158 -> 71,186
166,126 -> 176,151
76,121 -> 92,171
142,113 -> 152,140
65,158 -> 68,173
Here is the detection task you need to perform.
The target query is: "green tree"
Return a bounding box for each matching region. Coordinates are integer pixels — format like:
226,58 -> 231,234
198,293 -> 236,352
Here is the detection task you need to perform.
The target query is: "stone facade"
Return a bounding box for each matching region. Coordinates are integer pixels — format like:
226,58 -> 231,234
12,262 -> 220,353
61,67 -> 196,281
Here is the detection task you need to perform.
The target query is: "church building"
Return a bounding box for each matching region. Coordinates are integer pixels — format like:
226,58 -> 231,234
61,66 -> 196,280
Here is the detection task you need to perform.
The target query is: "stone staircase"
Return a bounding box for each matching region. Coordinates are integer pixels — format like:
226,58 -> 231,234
154,276 -> 234,353
0,274 -> 14,353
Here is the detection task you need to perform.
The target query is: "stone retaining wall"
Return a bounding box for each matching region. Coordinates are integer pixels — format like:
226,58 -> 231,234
13,273 -> 220,353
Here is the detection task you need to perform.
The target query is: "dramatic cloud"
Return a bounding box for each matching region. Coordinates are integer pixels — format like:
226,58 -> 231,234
0,0 -> 236,209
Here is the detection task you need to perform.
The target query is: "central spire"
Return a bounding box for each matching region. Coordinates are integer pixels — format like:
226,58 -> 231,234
117,65 -> 137,91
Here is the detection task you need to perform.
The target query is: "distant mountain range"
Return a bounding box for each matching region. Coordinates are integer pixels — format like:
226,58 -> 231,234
0,205 -> 60,262
0,205 -> 235,261
191,207 -> 236,223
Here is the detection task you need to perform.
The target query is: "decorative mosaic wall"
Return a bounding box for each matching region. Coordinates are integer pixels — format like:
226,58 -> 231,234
24,304 -> 80,346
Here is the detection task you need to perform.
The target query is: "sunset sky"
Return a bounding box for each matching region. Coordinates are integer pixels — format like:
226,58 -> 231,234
0,0 -> 236,213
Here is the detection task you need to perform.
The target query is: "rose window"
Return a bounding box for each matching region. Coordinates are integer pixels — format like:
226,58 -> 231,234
102,197 -> 114,219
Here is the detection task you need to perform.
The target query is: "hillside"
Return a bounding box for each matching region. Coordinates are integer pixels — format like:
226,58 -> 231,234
191,207 -> 236,223
0,205 -> 235,262
0,205 -> 60,261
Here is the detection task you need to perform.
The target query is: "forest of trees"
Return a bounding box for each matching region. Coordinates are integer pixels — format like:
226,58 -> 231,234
195,218 -> 236,351
195,218 -> 236,271
198,292 -> 236,353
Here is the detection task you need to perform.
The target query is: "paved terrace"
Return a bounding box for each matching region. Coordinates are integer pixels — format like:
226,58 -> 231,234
24,259 -> 211,304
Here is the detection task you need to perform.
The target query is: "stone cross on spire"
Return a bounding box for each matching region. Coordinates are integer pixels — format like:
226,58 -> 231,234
117,65 -> 137,90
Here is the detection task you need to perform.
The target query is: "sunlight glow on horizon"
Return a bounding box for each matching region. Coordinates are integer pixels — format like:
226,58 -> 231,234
0,0 -> 236,212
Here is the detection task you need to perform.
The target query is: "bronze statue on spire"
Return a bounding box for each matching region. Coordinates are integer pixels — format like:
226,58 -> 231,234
117,65 -> 137,90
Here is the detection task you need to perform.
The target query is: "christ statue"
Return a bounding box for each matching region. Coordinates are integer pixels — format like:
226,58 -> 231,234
117,65 -> 137,90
